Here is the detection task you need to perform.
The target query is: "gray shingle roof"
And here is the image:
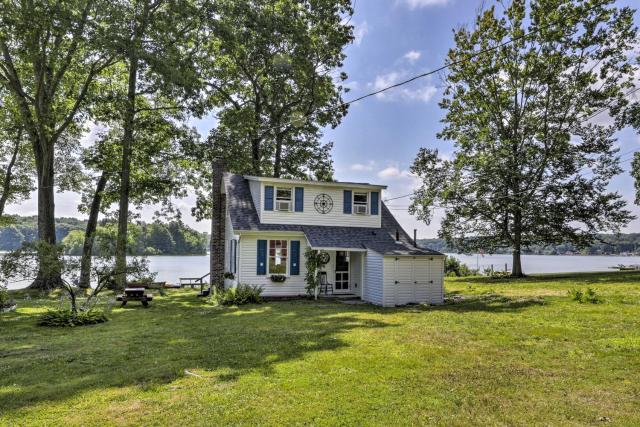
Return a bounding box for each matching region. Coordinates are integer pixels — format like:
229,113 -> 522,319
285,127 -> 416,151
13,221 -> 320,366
224,173 -> 443,256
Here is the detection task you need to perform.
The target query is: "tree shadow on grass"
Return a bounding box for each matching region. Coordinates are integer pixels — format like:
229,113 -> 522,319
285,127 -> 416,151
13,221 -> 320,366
433,293 -> 548,313
453,270 -> 640,285
0,294 -> 392,413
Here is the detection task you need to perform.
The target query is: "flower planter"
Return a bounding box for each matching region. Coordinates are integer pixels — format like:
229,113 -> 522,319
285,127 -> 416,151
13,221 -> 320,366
270,275 -> 287,283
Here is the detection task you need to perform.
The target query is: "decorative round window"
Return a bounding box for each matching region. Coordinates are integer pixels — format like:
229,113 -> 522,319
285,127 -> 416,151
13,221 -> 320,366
314,193 -> 334,214
318,251 -> 331,265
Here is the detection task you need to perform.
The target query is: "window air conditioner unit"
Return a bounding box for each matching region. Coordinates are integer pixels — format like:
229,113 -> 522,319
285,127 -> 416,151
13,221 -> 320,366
277,201 -> 291,211
354,204 -> 367,215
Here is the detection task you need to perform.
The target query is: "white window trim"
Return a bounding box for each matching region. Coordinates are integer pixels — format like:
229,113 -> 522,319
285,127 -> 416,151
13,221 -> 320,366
275,186 -> 293,212
353,191 -> 369,215
229,239 -> 238,274
268,239 -> 289,275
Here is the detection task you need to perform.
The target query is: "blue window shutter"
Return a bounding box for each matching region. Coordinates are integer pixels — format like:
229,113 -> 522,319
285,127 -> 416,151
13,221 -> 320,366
257,240 -> 267,275
231,240 -> 237,274
294,187 -> 304,212
343,190 -> 352,214
264,186 -> 274,211
370,191 -> 379,215
290,240 -> 300,275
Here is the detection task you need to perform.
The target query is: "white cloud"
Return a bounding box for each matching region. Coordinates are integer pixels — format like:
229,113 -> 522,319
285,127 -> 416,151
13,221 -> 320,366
377,164 -> 418,182
378,166 -> 405,179
403,50 -> 421,63
353,21 -> 369,46
351,160 -> 376,172
399,0 -> 451,10
343,80 -> 360,92
370,71 -> 438,103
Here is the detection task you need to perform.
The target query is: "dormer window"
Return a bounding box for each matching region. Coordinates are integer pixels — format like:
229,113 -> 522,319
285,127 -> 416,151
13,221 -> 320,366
353,192 -> 368,215
276,187 -> 292,211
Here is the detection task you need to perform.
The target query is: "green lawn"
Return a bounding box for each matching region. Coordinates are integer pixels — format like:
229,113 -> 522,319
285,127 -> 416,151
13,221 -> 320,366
1,272 -> 640,426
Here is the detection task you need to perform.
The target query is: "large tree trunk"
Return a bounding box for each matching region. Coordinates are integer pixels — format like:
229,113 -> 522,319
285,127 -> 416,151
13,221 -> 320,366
79,172 -> 109,288
0,130 -> 21,217
512,247 -> 523,277
115,52 -> 138,290
31,137 -> 63,290
273,133 -> 283,178
511,211 -> 525,277
251,136 -> 261,175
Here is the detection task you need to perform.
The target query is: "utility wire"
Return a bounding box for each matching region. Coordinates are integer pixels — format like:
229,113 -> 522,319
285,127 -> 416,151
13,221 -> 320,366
257,2 -> 604,135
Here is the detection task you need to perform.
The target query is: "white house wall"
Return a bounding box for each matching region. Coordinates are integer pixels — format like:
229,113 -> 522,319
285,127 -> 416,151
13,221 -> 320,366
350,252 -> 363,297
237,232 -> 309,297
363,250 -> 384,306
253,181 -> 382,228
383,256 -> 445,306
249,180 -> 262,222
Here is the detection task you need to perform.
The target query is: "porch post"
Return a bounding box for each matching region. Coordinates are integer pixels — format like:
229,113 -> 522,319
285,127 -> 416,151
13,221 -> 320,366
314,249 -> 319,300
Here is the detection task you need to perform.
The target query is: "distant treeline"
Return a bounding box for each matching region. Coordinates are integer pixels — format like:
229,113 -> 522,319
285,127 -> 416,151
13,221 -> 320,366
419,235 -> 640,256
0,216 -> 208,256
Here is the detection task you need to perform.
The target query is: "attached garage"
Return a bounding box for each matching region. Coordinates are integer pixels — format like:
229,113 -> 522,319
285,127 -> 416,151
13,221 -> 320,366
381,255 -> 445,306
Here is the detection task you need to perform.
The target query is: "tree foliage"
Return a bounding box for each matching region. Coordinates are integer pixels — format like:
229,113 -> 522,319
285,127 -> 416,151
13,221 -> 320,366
410,0 -> 637,276
190,0 -> 352,220
0,0 -> 117,288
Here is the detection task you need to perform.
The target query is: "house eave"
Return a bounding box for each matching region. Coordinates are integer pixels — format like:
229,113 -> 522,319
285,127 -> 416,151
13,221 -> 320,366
309,246 -> 368,252
244,175 -> 387,190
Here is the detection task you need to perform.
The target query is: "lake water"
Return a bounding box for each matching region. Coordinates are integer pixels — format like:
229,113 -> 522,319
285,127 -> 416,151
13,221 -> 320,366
446,253 -> 640,275
7,253 -> 640,290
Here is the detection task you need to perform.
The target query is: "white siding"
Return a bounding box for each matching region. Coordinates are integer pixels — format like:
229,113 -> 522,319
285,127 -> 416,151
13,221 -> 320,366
382,256 -> 445,306
237,233 -> 308,297
363,250 -> 384,306
249,180 -> 262,222
224,212 -> 238,287
351,252 -> 363,297
382,257 -> 396,307
253,181 -> 382,228
428,257 -> 445,304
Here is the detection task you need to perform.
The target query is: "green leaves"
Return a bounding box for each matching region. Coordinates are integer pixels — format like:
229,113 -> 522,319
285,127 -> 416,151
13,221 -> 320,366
411,0 -> 638,275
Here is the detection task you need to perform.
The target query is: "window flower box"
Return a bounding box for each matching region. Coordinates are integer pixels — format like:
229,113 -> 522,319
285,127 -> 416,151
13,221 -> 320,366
270,274 -> 287,283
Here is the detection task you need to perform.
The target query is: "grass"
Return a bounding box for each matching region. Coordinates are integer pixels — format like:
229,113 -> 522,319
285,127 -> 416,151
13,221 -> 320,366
1,271 -> 640,426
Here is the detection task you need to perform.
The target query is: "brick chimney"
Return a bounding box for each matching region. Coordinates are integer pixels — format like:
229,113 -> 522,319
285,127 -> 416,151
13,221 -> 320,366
210,158 -> 226,290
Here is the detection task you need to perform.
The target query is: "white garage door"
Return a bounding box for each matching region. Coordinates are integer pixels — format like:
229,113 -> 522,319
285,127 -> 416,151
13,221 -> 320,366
385,256 -> 443,305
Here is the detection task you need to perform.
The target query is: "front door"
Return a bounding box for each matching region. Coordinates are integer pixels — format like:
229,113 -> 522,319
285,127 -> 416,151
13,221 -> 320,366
335,251 -> 350,292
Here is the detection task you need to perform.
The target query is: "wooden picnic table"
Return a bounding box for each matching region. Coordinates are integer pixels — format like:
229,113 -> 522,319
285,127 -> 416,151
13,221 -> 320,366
116,287 -> 154,307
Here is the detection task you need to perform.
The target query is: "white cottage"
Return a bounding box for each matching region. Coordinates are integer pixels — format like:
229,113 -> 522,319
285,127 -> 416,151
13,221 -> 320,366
215,172 -> 445,307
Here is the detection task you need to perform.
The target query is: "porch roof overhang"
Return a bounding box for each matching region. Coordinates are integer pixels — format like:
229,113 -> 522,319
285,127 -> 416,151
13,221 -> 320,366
308,246 -> 367,252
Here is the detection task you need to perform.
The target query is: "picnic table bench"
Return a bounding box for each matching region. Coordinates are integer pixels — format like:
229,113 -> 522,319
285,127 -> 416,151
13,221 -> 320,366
116,287 -> 154,307
179,272 -> 209,288
127,281 -> 167,289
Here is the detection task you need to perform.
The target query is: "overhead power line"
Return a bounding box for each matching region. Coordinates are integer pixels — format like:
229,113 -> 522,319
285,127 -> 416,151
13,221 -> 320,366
258,2 -> 603,135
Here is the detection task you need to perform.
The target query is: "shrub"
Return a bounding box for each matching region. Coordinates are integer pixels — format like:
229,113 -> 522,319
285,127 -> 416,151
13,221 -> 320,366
212,284 -> 263,306
0,286 -> 10,307
445,256 -> 477,277
568,287 -> 602,304
37,309 -> 109,327
583,287 -> 602,304
568,287 -> 584,302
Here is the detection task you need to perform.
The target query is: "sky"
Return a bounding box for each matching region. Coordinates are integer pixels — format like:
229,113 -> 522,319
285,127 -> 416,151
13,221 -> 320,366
7,0 -> 640,239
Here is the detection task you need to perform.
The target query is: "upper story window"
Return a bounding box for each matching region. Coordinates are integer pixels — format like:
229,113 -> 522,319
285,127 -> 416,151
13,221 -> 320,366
353,192 -> 368,215
276,187 -> 292,211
